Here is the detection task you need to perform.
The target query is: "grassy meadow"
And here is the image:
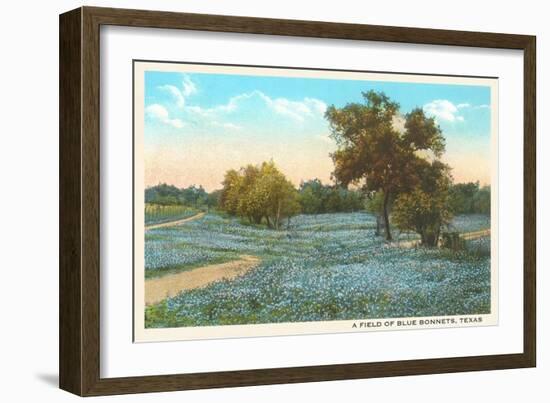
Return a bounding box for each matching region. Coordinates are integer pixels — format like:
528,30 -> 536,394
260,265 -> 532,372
145,212 -> 491,328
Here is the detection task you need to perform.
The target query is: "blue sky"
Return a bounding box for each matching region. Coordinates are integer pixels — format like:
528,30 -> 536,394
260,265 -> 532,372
143,69 -> 493,191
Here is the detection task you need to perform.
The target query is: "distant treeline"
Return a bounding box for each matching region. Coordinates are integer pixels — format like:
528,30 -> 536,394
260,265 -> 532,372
145,183 -> 220,209
145,174 -> 489,232
299,179 -> 364,214
449,182 -> 490,215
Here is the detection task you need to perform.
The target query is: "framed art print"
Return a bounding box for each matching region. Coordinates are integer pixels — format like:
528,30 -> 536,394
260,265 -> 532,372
59,6 -> 536,396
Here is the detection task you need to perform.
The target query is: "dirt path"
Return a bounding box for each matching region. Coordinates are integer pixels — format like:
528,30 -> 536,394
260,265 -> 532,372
145,255 -> 260,305
145,212 -> 206,231
460,229 -> 491,240
394,229 -> 491,248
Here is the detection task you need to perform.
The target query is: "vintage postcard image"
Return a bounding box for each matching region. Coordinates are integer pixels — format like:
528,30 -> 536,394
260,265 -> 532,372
133,61 -> 498,342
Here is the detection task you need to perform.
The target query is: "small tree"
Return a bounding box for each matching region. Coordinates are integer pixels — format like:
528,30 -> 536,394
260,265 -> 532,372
220,169 -> 243,215
220,161 -> 301,229
237,164 -> 263,223
249,161 -> 300,229
392,161 -> 453,246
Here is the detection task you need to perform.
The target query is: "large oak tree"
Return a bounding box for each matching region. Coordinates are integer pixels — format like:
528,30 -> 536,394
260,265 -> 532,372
325,90 -> 446,240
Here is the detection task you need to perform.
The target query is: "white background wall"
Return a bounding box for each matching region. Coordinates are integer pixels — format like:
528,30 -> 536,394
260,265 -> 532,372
0,0 -> 546,401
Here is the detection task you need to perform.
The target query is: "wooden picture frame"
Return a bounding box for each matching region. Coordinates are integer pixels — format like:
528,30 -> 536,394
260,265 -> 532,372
59,6 -> 536,396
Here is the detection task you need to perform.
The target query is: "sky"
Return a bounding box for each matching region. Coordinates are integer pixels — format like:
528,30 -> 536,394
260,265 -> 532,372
143,68 -> 493,192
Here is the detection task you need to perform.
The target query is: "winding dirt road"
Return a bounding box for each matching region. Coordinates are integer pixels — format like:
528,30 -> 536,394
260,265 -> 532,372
144,212 -> 261,304
145,255 -> 260,305
145,212 -> 206,231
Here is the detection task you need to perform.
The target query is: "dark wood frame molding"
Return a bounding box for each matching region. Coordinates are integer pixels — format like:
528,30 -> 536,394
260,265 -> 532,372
59,6 -> 536,396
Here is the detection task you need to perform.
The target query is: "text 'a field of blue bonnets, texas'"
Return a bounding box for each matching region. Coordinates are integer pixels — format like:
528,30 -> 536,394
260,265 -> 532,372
133,61 -> 498,342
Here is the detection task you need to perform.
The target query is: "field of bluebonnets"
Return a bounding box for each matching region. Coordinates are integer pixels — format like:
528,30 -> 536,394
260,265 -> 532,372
144,211 -> 491,328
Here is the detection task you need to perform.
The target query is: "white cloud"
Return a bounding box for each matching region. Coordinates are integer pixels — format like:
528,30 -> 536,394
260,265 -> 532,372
181,75 -> 197,97
146,104 -> 169,120
186,90 -> 327,122
158,85 -> 185,108
184,93 -> 243,118
145,104 -> 184,129
260,93 -> 327,121
423,99 -> 464,123
165,118 -> 185,128
157,75 -> 197,109
457,103 -> 471,109
186,98 -> 238,117
305,98 -> 328,115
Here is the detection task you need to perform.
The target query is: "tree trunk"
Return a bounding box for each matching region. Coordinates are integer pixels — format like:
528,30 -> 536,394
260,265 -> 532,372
424,233 -> 435,246
275,200 -> 282,230
382,191 -> 392,241
421,228 -> 439,247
